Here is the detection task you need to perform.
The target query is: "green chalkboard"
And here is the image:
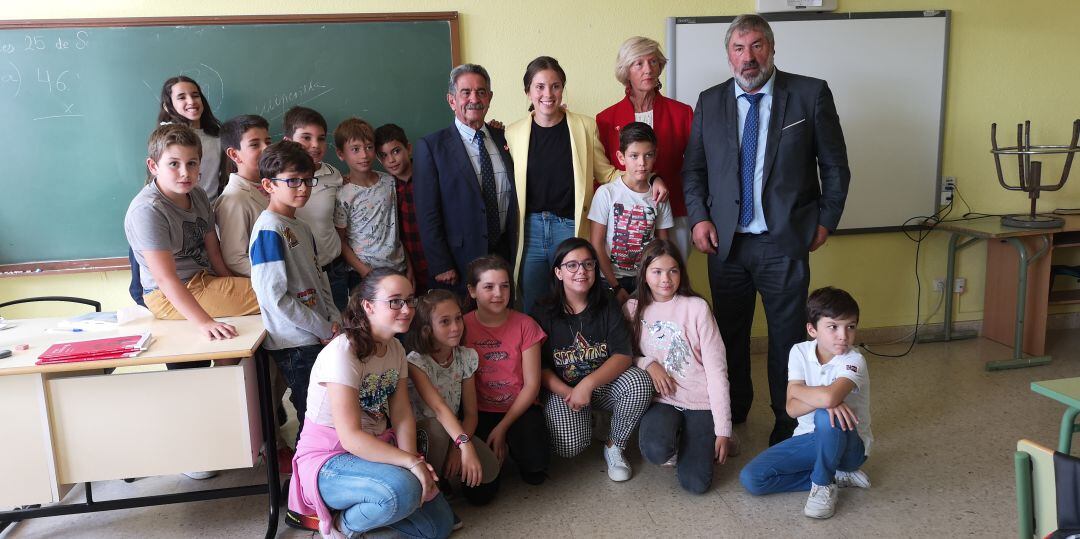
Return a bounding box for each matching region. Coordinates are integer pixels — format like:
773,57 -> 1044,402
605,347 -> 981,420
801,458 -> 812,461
0,14 -> 458,268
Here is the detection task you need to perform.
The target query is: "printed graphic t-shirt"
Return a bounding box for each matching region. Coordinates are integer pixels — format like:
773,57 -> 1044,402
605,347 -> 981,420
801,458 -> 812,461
587,177 -> 673,277
534,297 -> 632,386
464,311 -> 547,412
124,181 -> 215,290
333,172 -> 407,272
305,334 -> 408,436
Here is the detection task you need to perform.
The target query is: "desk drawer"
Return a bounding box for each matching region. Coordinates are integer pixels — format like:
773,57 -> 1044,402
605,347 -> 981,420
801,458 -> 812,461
47,358 -> 262,484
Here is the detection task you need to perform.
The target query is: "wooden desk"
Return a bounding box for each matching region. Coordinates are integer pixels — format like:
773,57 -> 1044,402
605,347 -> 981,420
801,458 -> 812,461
1031,377 -> 1080,454
923,215 -> 1080,370
0,316 -> 282,538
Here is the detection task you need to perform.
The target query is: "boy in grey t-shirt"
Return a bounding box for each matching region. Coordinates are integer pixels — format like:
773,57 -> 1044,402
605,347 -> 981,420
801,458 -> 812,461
124,124 -> 259,340
250,140 -> 341,440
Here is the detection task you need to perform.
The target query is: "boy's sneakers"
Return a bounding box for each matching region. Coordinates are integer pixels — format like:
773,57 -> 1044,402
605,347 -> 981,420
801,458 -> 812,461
835,469 -> 871,489
452,512 -> 464,531
182,470 -> 218,480
803,482 -> 838,519
603,444 -> 632,482
661,454 -> 678,468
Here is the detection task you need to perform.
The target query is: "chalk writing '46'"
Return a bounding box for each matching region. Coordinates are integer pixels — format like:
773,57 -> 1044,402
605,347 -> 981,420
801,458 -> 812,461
37,69 -> 77,93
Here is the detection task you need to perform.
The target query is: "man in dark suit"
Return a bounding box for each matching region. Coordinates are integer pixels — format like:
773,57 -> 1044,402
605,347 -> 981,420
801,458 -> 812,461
414,64 -> 518,295
682,14 -> 850,446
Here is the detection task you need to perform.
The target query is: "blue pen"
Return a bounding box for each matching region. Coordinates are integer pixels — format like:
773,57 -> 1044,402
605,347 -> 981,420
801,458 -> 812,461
46,328 -> 84,334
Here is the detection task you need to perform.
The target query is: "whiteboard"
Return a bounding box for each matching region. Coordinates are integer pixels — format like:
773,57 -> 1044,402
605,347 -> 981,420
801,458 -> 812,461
667,11 -> 949,231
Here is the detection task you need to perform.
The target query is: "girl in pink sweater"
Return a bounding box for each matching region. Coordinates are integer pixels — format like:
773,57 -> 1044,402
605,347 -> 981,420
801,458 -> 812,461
625,240 -> 735,493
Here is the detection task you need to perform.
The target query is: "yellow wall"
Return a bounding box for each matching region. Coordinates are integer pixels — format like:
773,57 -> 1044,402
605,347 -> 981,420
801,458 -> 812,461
3,0 -> 1080,333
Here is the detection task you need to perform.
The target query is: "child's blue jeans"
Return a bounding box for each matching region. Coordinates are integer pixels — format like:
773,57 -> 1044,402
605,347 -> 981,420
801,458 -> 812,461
267,344 -> 322,442
739,408 -> 867,495
318,453 -> 453,538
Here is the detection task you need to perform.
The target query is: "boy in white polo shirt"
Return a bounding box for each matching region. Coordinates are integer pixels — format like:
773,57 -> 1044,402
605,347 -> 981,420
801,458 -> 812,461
739,286 -> 872,519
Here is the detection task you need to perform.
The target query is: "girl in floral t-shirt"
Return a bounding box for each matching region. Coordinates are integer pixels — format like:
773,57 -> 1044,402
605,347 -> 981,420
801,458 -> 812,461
405,289 -> 500,506
464,255 -> 550,488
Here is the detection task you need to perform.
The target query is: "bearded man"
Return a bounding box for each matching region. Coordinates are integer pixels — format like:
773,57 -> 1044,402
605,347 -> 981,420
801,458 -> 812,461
682,14 -> 851,446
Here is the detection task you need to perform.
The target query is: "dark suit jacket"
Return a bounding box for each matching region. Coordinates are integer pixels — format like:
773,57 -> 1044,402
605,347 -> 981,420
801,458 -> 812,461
413,124 -> 518,286
682,70 -> 850,261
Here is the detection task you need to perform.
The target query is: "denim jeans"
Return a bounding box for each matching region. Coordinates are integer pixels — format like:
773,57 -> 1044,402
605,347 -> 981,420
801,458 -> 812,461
267,344 -> 322,442
639,403 -> 716,494
521,212 -> 576,315
739,408 -> 867,495
325,257 -> 351,312
600,275 -> 638,295
318,453 -> 454,538
127,247 -> 146,307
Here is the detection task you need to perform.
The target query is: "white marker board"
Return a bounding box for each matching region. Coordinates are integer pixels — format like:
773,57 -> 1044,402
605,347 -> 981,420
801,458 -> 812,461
667,11 -> 949,231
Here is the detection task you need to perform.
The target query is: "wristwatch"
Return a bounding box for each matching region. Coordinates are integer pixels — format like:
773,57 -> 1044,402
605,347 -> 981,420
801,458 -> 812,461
453,433 -> 471,447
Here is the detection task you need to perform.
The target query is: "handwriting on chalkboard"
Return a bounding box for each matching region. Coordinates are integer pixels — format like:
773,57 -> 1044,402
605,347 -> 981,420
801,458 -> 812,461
2,30 -> 89,54
258,79 -> 334,120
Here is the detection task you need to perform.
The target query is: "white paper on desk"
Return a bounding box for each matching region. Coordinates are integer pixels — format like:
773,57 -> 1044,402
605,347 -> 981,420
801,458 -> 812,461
117,305 -> 154,325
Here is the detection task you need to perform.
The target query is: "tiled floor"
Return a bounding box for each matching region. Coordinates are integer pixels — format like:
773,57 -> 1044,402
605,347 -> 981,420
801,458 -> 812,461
4,330 -> 1078,538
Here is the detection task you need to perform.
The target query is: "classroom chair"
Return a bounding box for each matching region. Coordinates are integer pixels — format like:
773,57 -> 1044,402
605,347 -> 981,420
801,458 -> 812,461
0,296 -> 102,314
1015,438 -> 1080,539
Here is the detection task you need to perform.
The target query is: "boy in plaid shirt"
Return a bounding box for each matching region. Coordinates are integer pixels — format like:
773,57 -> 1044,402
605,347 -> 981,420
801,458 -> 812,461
375,123 -> 429,294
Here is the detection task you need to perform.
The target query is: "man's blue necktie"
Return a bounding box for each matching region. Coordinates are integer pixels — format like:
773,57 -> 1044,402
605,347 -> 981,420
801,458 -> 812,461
739,93 -> 764,227
473,129 -> 501,250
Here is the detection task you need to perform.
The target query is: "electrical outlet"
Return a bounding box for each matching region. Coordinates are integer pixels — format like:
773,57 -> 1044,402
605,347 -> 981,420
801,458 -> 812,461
940,176 -> 956,206
932,278 -> 945,292
954,277 -> 966,294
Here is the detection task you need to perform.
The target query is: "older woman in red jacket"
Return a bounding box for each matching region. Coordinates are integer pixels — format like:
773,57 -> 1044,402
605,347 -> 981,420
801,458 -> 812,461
596,36 -> 694,258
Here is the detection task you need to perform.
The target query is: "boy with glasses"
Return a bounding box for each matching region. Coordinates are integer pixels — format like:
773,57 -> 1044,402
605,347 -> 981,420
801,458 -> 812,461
250,141 -> 342,443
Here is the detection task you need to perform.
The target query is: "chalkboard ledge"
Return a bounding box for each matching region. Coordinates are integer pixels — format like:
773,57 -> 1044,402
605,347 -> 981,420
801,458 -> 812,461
0,258 -> 130,278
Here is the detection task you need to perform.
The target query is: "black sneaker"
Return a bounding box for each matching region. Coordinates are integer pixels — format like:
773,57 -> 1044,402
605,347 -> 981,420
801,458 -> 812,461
452,512 -> 464,531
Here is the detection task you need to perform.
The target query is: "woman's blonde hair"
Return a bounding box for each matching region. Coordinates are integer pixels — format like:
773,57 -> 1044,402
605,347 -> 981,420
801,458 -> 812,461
614,36 -> 668,87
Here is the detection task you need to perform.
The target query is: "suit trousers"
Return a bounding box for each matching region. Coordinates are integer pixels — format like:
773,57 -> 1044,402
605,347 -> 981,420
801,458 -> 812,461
707,233 -> 809,427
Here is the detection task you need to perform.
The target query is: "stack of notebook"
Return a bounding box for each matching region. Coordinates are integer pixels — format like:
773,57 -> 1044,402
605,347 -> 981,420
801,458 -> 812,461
36,333 -> 152,365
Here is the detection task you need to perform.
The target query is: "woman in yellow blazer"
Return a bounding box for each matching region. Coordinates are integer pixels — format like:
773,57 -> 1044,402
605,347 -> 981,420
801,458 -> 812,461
507,56 -> 666,314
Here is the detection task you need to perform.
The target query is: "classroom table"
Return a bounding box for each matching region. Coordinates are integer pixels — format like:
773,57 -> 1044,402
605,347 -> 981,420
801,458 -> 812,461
0,315 -> 282,538
919,215 -> 1080,370
1031,377 -> 1080,454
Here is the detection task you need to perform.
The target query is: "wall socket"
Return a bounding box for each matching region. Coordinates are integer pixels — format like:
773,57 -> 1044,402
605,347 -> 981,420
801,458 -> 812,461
932,277 -> 966,293
940,176 -> 957,206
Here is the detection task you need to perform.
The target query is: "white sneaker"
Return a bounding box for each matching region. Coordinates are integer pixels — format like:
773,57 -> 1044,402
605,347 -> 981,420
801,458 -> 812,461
182,470 -> 218,480
603,444 -> 632,482
835,469 -> 871,488
803,482 -> 838,519
661,454 -> 678,468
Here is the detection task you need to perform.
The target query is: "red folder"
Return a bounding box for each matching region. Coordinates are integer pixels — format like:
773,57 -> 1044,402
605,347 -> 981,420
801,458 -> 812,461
36,333 -> 151,365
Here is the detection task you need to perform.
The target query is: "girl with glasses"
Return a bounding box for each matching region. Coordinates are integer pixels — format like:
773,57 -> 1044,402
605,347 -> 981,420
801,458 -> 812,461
289,269 -> 453,539
531,238 -> 653,482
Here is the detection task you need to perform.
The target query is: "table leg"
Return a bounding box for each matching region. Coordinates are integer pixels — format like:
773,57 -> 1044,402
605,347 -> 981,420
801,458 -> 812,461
1058,407 -> 1080,454
255,348 -> 281,539
919,233 -> 979,343
986,235 -> 1051,370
